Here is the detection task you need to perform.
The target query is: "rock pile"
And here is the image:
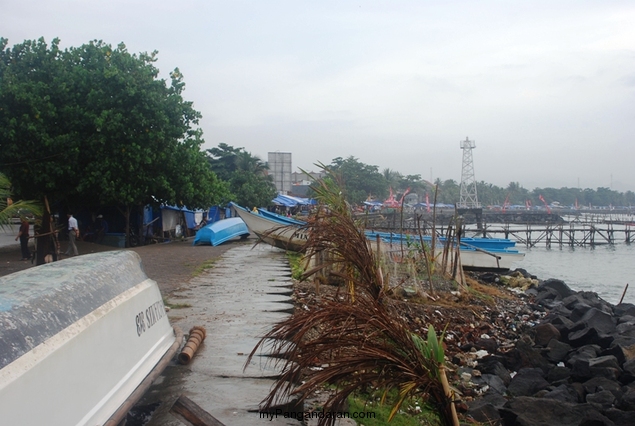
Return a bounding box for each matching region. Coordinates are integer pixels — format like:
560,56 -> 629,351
463,277 -> 635,426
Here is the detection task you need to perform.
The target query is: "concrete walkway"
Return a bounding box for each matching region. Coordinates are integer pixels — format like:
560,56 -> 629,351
0,225 -> 20,250
143,244 -> 300,426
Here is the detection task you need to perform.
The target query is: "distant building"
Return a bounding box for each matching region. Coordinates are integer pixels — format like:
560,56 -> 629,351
289,170 -> 327,198
291,171 -> 325,184
268,152 -> 292,194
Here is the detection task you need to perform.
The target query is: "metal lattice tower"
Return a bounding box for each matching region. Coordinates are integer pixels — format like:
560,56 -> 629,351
458,137 -> 481,209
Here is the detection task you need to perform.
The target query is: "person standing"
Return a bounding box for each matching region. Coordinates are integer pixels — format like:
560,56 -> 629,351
65,212 -> 79,256
95,215 -> 108,243
15,218 -> 30,260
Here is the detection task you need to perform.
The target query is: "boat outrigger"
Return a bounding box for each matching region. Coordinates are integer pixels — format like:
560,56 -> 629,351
0,251 -> 181,426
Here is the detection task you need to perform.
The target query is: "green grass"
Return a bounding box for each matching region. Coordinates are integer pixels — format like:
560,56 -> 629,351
192,259 -> 217,277
162,297 -> 192,309
347,389 -> 442,426
287,252 -> 304,280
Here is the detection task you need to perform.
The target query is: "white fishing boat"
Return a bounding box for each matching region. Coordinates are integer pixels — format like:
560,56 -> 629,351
231,202 -> 309,252
446,246 -> 525,271
371,232 -> 524,272
0,251 -> 181,426
234,202 -> 523,271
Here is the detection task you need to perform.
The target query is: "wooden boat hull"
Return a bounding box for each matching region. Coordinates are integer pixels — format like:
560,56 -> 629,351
0,251 -> 176,426
231,203 -> 308,252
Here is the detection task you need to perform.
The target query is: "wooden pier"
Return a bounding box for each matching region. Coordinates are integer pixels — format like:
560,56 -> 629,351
465,223 -> 635,248
360,212 -> 635,248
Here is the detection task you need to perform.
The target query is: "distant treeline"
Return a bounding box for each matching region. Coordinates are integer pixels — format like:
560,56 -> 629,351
434,180 -> 635,208
317,156 -> 634,208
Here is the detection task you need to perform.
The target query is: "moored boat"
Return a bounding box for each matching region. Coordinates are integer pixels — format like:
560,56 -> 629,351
366,230 -> 524,272
0,251 -> 180,426
232,202 -> 523,271
230,202 -> 309,252
193,217 -> 250,246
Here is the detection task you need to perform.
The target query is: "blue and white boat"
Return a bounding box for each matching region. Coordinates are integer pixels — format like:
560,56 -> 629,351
364,231 -> 517,251
0,251 -> 180,426
193,217 -> 250,246
233,203 -> 523,271
365,230 -> 524,271
231,203 -> 309,252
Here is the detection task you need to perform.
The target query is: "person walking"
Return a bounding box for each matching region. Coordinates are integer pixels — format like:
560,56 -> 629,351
15,218 -> 30,260
65,212 -> 79,256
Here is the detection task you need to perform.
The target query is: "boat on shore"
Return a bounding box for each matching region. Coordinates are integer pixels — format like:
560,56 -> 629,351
233,203 -> 524,272
0,251 -> 180,426
193,217 -> 250,246
231,202 -> 308,252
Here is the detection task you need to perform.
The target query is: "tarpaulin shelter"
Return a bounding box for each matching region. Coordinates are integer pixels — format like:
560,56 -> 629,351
272,194 -> 315,207
160,205 -> 214,235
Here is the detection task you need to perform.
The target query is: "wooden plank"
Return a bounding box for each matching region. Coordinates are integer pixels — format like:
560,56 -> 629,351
170,395 -> 225,426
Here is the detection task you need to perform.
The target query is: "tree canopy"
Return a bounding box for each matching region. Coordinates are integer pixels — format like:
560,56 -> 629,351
327,156 -> 389,204
207,143 -> 276,208
0,37 -> 229,211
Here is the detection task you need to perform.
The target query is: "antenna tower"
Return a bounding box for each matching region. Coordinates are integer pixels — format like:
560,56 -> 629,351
458,137 -> 481,209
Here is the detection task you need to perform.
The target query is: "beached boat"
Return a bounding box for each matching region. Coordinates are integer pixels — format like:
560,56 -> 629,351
257,207 -> 307,226
231,202 -> 309,252
0,251 -> 181,426
452,245 -> 525,271
193,217 -> 250,246
233,203 -> 523,271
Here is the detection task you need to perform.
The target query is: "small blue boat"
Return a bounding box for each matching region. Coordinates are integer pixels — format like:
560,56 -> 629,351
193,217 -> 250,246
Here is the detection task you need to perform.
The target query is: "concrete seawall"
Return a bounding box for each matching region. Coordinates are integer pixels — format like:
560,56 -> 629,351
142,244 -> 300,425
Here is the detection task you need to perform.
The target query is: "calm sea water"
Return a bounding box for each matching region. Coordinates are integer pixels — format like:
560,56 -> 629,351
509,243 -> 635,306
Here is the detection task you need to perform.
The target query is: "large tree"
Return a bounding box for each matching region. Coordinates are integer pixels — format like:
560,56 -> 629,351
328,156 -> 388,204
207,143 -> 276,207
0,37 -> 229,220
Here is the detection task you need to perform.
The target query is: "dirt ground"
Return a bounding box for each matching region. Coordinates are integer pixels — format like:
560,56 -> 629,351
0,236 -> 256,295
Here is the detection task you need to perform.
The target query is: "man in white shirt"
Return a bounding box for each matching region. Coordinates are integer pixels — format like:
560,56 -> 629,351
65,212 -> 79,256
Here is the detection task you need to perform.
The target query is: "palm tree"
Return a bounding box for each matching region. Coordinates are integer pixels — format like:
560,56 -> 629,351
0,173 -> 42,228
234,150 -> 268,176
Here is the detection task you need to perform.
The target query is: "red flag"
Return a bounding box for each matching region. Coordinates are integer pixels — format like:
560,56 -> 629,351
539,195 -> 551,213
398,187 -> 411,205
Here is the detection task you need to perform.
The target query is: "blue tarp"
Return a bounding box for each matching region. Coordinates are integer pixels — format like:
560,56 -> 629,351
207,206 -> 221,223
272,194 -> 315,207
160,205 -> 207,228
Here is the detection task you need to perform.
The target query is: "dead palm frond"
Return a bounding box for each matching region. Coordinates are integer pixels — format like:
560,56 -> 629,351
300,205 -> 383,300
0,173 -> 42,229
247,168 -> 458,425
297,165 -> 384,300
246,292 -> 457,425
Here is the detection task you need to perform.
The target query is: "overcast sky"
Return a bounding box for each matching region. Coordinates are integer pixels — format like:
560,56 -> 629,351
3,1 -> 634,191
